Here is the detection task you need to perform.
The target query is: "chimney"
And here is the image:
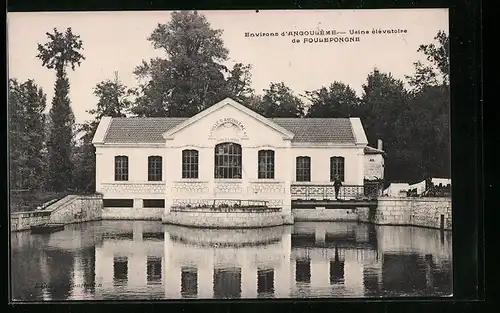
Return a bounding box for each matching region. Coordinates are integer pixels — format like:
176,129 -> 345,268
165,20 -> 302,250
377,139 -> 383,150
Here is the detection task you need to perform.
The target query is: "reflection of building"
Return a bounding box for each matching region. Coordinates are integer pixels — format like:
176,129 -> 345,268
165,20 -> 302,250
11,221 -> 453,300
92,98 -> 372,224
94,222 -> 165,299
291,222 -> 381,297
163,225 -> 292,299
91,221 -> 384,299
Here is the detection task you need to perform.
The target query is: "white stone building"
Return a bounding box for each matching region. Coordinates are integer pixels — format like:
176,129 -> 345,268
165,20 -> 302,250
92,98 -> 377,224
363,140 -> 385,181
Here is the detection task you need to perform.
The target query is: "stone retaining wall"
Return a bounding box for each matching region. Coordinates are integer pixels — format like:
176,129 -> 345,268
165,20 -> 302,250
163,208 -> 290,228
10,195 -> 103,232
101,207 -> 163,220
292,207 -> 370,222
374,197 -> 452,230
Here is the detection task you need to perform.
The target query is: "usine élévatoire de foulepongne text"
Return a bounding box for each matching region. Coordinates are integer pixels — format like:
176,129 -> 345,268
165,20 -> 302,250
245,28 -> 408,44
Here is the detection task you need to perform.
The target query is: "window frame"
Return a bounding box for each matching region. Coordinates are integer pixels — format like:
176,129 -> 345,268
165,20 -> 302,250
295,156 -> 311,182
258,150 -> 275,179
182,149 -> 199,179
330,156 -> 345,182
148,155 -> 163,181
114,155 -> 129,181
214,142 -> 243,179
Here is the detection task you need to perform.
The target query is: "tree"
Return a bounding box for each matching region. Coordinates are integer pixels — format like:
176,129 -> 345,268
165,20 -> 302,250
88,72 -> 132,120
406,30 -> 450,92
224,63 -> 255,103
404,31 -> 451,180
407,85 -> 450,179
132,11 -> 232,117
359,68 -> 417,182
73,73 -> 132,192
258,82 -> 305,118
37,27 -> 85,192
8,79 -> 47,191
305,82 -> 361,118
360,68 -> 410,145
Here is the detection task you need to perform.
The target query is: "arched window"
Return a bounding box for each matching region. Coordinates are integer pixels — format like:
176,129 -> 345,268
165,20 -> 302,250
330,156 -> 345,182
148,156 -> 163,181
182,150 -> 199,179
296,156 -> 311,182
214,142 -> 242,179
258,150 -> 275,179
115,156 -> 129,181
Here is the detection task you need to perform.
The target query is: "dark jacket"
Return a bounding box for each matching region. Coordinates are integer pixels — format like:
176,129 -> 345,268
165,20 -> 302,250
334,179 -> 342,189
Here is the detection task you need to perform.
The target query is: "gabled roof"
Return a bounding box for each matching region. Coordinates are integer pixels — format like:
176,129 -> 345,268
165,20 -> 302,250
270,118 -> 356,143
95,98 -> 362,144
102,117 -> 187,143
364,146 -> 386,155
99,117 -> 359,144
162,98 -> 294,140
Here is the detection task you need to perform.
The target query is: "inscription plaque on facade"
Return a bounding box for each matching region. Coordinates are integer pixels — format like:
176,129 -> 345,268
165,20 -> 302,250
208,117 -> 249,141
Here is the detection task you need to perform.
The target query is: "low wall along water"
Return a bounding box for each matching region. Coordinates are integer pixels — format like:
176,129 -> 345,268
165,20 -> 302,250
10,195 -> 103,232
293,207 -> 370,222
10,195 -> 451,231
374,197 -> 452,230
163,207 -> 291,228
292,197 -> 451,230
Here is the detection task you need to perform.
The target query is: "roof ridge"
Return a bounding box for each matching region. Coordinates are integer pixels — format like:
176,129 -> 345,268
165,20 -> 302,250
103,114 -> 358,144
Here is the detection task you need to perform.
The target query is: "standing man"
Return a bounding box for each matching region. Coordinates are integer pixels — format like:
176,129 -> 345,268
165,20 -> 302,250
334,175 -> 343,200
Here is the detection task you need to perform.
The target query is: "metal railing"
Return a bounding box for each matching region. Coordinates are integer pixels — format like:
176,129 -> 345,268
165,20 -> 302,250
170,199 -> 281,213
291,183 -> 382,201
172,199 -> 268,209
410,185 -> 451,198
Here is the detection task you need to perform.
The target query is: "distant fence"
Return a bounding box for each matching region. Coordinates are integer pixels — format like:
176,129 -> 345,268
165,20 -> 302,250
407,185 -> 452,198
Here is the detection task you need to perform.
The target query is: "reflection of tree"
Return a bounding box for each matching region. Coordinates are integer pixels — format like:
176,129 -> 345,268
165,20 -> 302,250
11,246 -> 45,300
45,249 -> 74,300
81,246 -> 96,294
381,253 -> 427,294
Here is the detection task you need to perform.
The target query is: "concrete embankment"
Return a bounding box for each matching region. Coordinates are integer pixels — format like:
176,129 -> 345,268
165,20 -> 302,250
10,195 -> 103,232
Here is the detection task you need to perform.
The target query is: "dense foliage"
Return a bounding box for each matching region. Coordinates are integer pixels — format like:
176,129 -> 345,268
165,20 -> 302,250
36,27 -> 85,192
73,73 -> 132,192
8,79 -> 47,191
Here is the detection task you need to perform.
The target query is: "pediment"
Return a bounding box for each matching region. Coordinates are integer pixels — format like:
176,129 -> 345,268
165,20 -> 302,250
161,98 -> 294,141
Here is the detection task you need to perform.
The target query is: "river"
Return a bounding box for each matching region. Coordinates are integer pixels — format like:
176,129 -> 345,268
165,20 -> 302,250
10,220 -> 452,300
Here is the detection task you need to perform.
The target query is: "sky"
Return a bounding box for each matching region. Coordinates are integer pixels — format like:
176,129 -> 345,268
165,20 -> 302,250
7,9 -> 449,124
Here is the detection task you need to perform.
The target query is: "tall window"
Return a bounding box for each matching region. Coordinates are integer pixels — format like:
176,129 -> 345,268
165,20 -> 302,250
296,156 -> 311,182
214,142 -> 242,179
146,256 -> 162,285
113,256 -> 128,286
182,150 -> 199,179
181,267 -> 198,298
258,150 -> 275,179
148,156 -> 162,181
114,156 -> 129,181
330,156 -> 345,182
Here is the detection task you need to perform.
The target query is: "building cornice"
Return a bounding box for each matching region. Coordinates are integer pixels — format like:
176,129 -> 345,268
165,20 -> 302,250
94,143 -> 166,148
95,142 -> 364,149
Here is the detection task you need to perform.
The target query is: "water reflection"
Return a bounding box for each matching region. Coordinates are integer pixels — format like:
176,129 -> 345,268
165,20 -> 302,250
10,220 -> 452,300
